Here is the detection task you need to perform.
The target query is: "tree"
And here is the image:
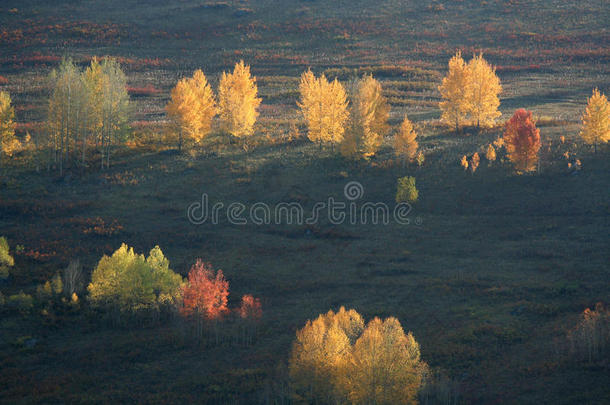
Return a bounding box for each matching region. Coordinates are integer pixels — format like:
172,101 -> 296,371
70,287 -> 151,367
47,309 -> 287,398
289,308 -> 425,405
341,75 -> 390,159
48,58 -> 81,175
0,236 -> 14,280
580,88 -> 610,152
466,53 -> 502,129
88,244 -> 182,313
298,69 -> 350,149
503,109 -> 541,173
47,57 -> 129,171
396,176 -> 418,204
470,152 -> 480,173
166,69 -> 217,150
63,259 -> 84,296
394,115 -> 418,164
81,58 -> 104,165
180,259 -> 229,320
289,307 -> 359,404
439,51 -> 470,132
99,58 -> 130,169
238,294 -> 262,319
341,317 -> 423,405
485,144 -> 496,164
0,91 -> 17,164
460,155 -> 469,170
218,61 -> 261,148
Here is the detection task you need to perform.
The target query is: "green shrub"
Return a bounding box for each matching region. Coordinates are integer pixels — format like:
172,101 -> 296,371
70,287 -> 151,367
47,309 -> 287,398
88,243 -> 183,313
0,236 -> 14,279
7,291 -> 34,315
396,176 -> 419,203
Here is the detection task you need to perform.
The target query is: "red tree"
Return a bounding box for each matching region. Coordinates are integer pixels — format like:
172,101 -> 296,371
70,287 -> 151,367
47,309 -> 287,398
503,109 -> 541,172
238,294 -> 263,319
181,260 -> 229,320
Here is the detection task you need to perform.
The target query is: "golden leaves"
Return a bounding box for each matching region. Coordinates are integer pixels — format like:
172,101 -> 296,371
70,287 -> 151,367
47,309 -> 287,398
580,88 -> 610,148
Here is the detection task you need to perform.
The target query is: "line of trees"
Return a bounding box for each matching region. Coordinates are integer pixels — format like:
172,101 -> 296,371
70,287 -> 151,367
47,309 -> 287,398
0,55 -> 607,176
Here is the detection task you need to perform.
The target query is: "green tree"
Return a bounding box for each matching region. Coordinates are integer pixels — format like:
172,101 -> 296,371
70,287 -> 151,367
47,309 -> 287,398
396,176 -> 418,203
88,244 -> 182,313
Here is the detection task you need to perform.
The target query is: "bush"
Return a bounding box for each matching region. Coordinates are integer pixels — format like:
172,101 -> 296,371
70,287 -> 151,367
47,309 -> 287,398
7,291 -> 34,315
0,236 -> 14,280
568,302 -> 609,363
88,244 -> 183,314
396,176 -> 419,203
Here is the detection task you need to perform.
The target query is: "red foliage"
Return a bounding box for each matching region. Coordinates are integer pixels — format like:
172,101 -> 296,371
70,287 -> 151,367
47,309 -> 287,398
503,109 -> 541,172
126,84 -> 160,97
181,260 -> 229,320
0,75 -> 8,85
238,294 -> 262,320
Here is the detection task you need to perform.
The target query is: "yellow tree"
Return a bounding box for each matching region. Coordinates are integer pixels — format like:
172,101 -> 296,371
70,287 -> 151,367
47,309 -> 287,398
167,69 -> 216,150
439,51 -> 471,132
394,115 -> 418,164
466,53 -> 502,129
341,75 -> 390,159
486,144 -> 496,164
340,317 -> 424,405
289,309 -> 353,404
82,58 -> 104,165
298,69 -> 349,149
218,61 -> 261,148
580,88 -> 610,152
0,91 -> 17,164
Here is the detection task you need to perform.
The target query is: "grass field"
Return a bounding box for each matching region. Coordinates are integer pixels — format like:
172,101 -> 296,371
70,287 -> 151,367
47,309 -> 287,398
0,0 -> 609,403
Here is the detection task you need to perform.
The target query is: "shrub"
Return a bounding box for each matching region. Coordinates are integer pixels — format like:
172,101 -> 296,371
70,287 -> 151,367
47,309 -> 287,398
568,302 -> 609,363
0,236 -> 14,279
87,244 -> 183,313
396,176 -> 418,204
7,291 -> 34,315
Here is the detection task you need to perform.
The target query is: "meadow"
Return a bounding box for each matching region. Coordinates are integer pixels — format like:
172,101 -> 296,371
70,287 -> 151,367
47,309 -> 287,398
0,0 -> 609,403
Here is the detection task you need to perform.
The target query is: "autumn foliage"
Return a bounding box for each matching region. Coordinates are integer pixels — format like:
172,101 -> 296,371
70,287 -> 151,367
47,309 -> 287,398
394,115 -> 418,164
0,91 -> 17,161
166,69 -> 216,149
580,88 -> 610,151
503,109 -> 541,172
238,294 -> 262,320
298,69 -> 350,148
439,52 -> 502,131
181,259 -> 229,320
218,60 -> 261,144
289,307 -> 425,404
341,75 -> 390,159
